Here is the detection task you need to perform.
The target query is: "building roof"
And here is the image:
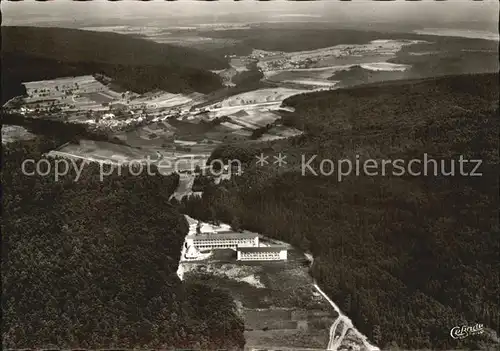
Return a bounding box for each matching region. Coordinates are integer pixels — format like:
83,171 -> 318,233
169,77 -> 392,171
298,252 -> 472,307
238,246 -> 287,253
186,232 -> 258,240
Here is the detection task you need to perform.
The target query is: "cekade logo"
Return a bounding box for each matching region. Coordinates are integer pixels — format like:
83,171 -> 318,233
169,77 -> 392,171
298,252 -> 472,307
450,323 -> 484,339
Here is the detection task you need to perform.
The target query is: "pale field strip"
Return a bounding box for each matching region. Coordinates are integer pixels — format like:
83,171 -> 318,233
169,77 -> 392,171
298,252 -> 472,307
128,92 -> 194,109
214,88 -> 306,107
230,57 -> 252,73
52,140 -> 211,169
23,75 -> 98,90
225,117 -> 260,130
221,121 -> 245,130
231,129 -> 253,137
360,62 -> 410,72
240,110 -> 282,126
414,28 -> 500,41
254,39 -> 425,87
281,80 -> 338,87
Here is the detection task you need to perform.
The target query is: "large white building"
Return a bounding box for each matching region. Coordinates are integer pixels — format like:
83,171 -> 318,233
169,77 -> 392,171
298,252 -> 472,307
182,216 -> 288,262
237,246 -> 288,261
185,231 -> 259,251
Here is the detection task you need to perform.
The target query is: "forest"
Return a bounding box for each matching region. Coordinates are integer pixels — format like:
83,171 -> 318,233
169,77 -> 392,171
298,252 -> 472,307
179,73 -> 499,349
1,111 -> 126,146
2,137 -> 245,350
1,26 -> 228,104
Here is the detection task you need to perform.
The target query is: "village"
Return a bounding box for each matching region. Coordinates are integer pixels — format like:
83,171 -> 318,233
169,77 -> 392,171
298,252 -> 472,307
4,74 -> 203,132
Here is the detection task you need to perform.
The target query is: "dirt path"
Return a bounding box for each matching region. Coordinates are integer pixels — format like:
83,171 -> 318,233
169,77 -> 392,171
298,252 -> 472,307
313,282 -> 378,351
305,253 -> 378,351
170,173 -> 196,201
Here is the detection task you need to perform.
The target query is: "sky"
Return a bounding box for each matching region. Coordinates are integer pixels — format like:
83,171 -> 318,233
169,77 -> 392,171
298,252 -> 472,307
2,0 -> 499,35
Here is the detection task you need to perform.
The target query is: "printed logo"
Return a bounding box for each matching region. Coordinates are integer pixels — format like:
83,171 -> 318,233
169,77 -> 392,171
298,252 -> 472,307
450,323 -> 484,339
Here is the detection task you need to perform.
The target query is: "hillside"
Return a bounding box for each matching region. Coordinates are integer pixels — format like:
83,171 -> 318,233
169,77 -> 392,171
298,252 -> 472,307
202,26 -> 498,54
1,26 -> 229,103
180,73 -> 499,349
2,138 -> 245,349
2,26 -> 228,70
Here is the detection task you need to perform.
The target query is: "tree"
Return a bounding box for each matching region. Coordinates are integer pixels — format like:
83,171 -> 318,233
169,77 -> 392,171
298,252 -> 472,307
373,325 -> 382,346
231,216 -> 241,232
209,207 -> 220,226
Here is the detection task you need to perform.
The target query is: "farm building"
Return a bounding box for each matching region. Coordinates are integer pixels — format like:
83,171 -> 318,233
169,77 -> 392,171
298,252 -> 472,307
237,246 -> 288,261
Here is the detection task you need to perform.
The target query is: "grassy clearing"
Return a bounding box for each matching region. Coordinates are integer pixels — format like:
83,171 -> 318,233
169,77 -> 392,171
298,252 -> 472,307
184,246 -> 337,349
2,125 -> 36,144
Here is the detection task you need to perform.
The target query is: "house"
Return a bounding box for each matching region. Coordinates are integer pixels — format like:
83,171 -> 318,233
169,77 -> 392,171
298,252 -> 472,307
237,245 -> 288,261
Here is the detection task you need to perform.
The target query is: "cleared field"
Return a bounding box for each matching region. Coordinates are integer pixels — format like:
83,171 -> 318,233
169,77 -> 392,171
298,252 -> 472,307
23,75 -> 110,100
81,92 -> 115,104
360,62 -> 410,72
229,108 -> 281,129
71,95 -> 108,111
183,247 -> 337,349
264,60 -> 410,89
201,88 -> 306,127
20,75 -> 123,118
230,57 -> 252,72
220,121 -> 244,130
51,139 -> 155,164
266,67 -> 348,81
265,69 -> 339,89
24,75 -> 100,90
129,92 -> 194,109
2,125 -> 36,144
213,88 -> 306,108
51,139 -> 211,174
114,121 -> 176,148
317,53 -> 394,67
258,126 -> 303,141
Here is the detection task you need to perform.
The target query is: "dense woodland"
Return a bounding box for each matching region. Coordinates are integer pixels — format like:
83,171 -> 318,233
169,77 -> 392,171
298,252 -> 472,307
179,74 -> 500,349
1,26 -> 228,104
1,111 -> 126,146
2,138 -> 245,349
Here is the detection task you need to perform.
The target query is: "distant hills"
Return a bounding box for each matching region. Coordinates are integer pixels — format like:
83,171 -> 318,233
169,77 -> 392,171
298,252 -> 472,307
1,26 -> 230,103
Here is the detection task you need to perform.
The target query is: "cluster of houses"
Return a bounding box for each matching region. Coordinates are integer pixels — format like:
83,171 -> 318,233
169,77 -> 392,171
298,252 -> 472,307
182,218 -> 287,262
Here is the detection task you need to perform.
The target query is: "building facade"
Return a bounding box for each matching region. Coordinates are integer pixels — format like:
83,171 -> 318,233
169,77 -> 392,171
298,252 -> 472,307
237,246 -> 288,261
185,232 -> 259,251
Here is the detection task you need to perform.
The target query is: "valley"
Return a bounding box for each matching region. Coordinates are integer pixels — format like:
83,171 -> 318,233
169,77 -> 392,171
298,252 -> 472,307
2,20 -> 499,351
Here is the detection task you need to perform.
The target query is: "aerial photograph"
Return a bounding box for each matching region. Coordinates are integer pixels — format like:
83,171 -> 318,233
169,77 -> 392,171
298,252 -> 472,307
1,0 -> 499,350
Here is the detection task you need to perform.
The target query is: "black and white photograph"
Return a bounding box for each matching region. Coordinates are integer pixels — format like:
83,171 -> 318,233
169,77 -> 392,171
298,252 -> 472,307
1,0 -> 499,350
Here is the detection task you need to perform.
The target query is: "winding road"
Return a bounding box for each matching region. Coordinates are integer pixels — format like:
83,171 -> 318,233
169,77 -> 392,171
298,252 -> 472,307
305,254 -> 378,351
170,173 -> 196,201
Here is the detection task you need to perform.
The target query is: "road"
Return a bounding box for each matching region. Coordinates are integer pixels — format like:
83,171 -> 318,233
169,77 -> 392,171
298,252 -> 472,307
313,282 -> 379,351
170,173 -> 196,201
305,253 -> 378,351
